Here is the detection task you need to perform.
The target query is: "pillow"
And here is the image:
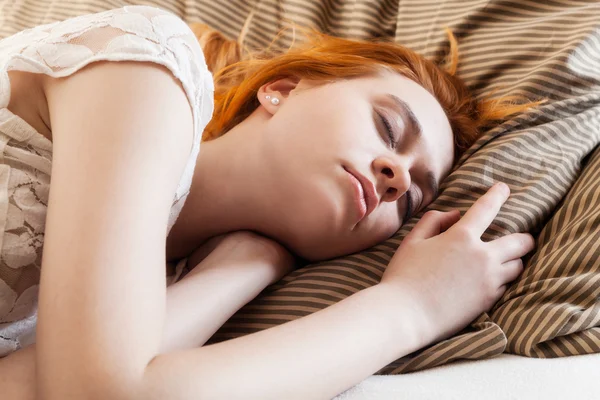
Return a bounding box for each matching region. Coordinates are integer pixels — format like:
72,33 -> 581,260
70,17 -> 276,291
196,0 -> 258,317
491,144 -> 600,357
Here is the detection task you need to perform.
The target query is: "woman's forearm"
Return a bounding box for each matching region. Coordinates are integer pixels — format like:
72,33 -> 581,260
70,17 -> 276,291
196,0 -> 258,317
160,257 -> 275,353
13,282 -> 423,400
0,260 -> 277,400
143,283 -> 423,400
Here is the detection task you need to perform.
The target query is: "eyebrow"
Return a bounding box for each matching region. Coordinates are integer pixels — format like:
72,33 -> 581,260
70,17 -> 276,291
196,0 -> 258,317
386,93 -> 423,139
385,93 -> 440,201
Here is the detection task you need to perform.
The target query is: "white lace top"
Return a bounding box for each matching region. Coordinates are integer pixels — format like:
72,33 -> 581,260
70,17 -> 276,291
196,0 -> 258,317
0,5 -> 214,357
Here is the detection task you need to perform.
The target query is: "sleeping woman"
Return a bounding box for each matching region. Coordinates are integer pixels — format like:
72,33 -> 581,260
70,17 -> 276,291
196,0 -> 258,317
0,5 -> 542,400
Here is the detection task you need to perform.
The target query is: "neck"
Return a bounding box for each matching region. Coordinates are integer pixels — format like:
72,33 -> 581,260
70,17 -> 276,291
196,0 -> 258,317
165,110 -> 277,261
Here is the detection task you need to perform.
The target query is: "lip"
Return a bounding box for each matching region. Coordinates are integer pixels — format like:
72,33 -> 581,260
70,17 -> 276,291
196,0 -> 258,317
343,166 -> 378,223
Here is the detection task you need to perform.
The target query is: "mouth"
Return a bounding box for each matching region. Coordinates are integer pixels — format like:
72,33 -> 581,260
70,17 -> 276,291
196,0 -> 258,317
343,166 -> 378,223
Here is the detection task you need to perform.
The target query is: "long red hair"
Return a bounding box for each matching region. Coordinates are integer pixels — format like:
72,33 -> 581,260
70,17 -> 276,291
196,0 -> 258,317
190,23 -> 545,161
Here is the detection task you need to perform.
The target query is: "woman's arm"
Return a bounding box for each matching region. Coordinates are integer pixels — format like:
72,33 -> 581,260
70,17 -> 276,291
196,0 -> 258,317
3,233 -> 410,400
161,260 -> 270,353
37,60 -> 194,399
0,243 -> 292,400
3,286 -> 415,400
1,248 -> 405,400
145,284 -> 418,400
160,231 -> 297,353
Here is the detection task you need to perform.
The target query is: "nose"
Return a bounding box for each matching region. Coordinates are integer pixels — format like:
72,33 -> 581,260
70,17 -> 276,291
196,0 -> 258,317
373,156 -> 411,203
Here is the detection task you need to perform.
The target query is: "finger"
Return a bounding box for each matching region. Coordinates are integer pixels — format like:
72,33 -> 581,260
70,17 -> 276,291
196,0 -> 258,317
439,209 -> 461,233
499,259 -> 525,285
489,233 -> 536,263
455,182 -> 510,237
405,210 -> 461,242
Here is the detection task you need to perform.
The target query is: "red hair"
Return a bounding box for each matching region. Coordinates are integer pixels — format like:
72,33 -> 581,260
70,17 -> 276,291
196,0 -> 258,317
189,23 -> 545,161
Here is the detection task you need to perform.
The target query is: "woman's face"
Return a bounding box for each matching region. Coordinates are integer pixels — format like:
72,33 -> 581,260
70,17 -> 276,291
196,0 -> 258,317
256,70 -> 454,261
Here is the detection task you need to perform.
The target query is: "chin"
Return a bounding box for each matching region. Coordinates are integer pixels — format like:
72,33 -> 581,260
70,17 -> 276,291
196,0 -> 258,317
280,198 -> 357,261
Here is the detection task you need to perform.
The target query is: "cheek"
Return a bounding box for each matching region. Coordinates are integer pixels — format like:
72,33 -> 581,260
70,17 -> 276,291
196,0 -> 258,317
285,95 -> 372,146
371,205 -> 402,238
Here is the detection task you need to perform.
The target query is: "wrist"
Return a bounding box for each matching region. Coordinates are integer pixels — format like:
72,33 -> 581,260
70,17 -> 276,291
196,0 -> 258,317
373,282 -> 433,355
189,249 -> 276,288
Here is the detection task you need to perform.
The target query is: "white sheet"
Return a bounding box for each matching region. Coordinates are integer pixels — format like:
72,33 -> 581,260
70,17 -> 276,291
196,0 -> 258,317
335,353 -> 600,400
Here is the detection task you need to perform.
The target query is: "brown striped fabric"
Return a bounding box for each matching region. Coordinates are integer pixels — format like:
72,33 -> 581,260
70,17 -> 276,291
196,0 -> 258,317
1,0 -> 598,373
491,144 -> 600,357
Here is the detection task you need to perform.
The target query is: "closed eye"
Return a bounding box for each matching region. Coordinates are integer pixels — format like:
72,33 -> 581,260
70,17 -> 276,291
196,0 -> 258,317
403,186 -> 423,221
376,110 -> 396,149
404,191 -> 412,221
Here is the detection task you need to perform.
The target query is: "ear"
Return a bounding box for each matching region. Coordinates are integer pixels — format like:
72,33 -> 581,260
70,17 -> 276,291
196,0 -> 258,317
257,77 -> 301,115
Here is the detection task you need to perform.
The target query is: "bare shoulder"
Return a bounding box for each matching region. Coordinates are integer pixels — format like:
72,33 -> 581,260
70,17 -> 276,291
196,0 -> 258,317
42,60 -> 193,139
41,59 -> 194,251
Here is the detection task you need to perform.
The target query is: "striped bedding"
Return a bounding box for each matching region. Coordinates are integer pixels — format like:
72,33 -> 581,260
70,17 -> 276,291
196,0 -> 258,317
2,0 -> 598,373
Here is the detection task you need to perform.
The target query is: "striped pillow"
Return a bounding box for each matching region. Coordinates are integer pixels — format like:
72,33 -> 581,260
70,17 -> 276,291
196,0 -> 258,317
2,0 -> 598,372
491,145 -> 600,357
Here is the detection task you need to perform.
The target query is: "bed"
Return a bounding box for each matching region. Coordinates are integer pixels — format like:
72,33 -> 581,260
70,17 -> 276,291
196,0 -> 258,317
2,0 -> 598,398
335,353 -> 600,399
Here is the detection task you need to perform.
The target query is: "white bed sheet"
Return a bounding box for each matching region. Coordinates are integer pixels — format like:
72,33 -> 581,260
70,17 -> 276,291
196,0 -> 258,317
335,353 -> 600,400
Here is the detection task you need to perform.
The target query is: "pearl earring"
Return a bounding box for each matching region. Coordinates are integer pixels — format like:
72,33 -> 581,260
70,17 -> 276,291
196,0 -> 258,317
266,95 -> 280,105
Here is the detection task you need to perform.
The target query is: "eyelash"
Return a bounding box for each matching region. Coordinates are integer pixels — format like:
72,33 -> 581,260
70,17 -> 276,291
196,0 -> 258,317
405,191 -> 413,221
377,112 -> 396,149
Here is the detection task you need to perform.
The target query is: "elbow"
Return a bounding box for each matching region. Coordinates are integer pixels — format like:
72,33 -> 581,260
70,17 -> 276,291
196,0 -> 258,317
36,365 -> 146,400
35,345 -> 159,400
38,382 -> 142,400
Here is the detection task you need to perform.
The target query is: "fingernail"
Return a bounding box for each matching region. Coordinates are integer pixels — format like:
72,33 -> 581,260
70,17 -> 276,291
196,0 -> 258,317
497,182 -> 510,195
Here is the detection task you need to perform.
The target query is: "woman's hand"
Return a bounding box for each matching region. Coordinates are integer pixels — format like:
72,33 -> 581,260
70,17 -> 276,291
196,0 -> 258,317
380,183 -> 536,347
186,231 -> 300,285
160,231 -> 300,353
